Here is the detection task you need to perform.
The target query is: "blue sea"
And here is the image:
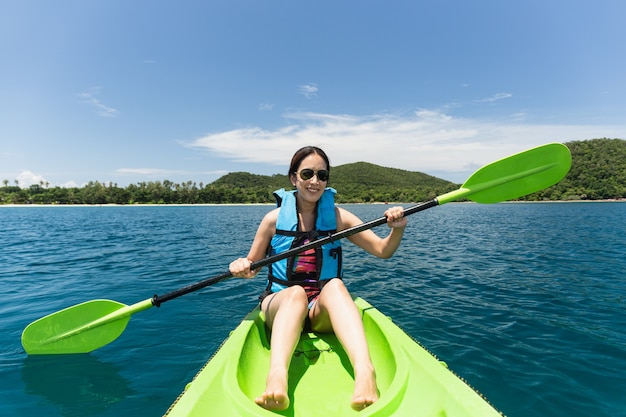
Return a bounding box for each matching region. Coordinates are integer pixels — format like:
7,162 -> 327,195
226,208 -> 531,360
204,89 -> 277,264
1,202 -> 625,417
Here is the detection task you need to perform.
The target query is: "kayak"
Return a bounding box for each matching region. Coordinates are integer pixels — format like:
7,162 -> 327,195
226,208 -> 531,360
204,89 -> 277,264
164,297 -> 502,417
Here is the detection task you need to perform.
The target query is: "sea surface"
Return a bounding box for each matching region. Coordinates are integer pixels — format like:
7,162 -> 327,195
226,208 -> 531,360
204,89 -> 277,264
1,202 -> 624,417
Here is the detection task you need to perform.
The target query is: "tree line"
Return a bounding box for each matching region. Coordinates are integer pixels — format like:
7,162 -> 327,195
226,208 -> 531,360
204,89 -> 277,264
519,138 -> 626,201
2,138 -> 625,205
0,180 -> 274,205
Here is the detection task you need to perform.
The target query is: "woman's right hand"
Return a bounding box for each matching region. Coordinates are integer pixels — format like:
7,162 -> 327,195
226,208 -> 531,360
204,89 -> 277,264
229,257 -> 258,279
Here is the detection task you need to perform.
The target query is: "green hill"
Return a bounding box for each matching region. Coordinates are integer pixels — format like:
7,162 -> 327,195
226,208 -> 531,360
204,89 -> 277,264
212,172 -> 290,190
332,162 -> 456,202
521,138 -> 626,201
212,162 -> 457,203
209,138 -> 626,202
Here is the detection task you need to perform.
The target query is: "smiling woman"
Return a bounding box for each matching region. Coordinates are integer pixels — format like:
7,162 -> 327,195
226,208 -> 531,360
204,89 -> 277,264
228,145 -> 409,411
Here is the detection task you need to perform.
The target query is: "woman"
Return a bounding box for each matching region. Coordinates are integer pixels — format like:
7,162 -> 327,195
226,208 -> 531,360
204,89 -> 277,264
229,146 -> 407,412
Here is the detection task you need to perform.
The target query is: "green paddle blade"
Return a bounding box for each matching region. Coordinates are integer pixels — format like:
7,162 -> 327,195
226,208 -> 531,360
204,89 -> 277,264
22,298 -> 153,355
437,143 -> 572,205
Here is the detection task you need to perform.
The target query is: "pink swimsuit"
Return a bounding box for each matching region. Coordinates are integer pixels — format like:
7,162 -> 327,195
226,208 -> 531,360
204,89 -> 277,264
293,238 -> 322,308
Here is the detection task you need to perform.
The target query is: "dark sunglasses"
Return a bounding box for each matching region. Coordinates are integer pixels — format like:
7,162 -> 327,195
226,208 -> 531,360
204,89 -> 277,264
295,168 -> 329,181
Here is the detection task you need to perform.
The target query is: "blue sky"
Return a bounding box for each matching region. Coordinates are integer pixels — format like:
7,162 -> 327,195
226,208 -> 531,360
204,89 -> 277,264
2,0 -> 625,188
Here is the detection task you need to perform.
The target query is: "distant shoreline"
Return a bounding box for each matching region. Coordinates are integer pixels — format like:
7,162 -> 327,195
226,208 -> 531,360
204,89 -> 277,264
1,199 -> 624,208
0,203 -> 274,208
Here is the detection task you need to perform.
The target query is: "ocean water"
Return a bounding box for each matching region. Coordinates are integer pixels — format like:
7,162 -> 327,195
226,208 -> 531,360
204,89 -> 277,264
1,202 -> 625,417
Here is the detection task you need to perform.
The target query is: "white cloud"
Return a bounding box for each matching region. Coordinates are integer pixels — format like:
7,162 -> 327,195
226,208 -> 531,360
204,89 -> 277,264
299,84 -> 318,99
476,92 -> 513,103
258,103 -> 274,111
186,108 -> 626,182
78,87 -> 119,118
16,170 -> 48,187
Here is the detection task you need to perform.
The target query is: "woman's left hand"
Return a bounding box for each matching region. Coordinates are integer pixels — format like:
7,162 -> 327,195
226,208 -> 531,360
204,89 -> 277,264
384,206 -> 407,229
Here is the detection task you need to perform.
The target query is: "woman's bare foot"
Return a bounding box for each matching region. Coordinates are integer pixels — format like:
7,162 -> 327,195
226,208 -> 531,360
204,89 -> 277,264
350,365 -> 378,411
255,369 -> 290,411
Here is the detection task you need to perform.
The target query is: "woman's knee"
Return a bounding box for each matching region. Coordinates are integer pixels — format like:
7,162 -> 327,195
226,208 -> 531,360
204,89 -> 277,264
264,286 -> 309,328
317,279 -> 352,310
321,278 -> 349,297
280,286 -> 309,311
272,285 -> 309,314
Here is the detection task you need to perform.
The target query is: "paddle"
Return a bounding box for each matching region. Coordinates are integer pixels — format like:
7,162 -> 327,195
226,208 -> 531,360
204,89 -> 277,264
21,142 -> 572,355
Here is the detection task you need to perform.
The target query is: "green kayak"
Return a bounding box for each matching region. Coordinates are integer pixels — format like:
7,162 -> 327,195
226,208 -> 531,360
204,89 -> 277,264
164,297 -> 502,417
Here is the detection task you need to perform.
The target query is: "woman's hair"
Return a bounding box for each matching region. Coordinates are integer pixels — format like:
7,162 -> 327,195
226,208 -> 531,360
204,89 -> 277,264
288,146 -> 331,177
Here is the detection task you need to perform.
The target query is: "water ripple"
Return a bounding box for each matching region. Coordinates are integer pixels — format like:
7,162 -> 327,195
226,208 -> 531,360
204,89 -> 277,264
1,203 -> 625,417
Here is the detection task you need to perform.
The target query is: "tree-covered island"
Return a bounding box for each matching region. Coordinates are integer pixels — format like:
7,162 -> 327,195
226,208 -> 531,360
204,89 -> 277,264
2,138 -> 624,205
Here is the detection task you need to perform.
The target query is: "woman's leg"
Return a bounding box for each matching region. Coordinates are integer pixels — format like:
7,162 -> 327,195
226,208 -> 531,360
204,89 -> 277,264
257,286 -> 309,411
310,279 -> 378,410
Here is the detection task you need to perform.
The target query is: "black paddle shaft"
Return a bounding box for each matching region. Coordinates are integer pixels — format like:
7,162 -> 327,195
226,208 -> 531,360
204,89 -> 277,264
151,199 -> 439,307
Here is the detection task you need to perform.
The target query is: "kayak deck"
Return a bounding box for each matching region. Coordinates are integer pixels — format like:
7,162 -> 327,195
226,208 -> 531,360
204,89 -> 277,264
164,298 -> 502,417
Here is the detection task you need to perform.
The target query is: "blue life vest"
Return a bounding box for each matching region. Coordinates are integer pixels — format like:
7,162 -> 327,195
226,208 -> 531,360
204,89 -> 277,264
266,188 -> 343,293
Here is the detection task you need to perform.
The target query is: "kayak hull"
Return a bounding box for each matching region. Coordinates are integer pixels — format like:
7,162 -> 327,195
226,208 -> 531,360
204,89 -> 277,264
164,298 -> 502,417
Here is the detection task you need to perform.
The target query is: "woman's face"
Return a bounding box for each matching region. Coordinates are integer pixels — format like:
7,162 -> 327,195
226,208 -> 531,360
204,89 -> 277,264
291,153 -> 329,203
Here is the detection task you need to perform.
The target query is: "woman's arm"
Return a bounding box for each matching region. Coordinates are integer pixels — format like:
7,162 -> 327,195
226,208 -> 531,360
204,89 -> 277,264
337,206 -> 407,259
